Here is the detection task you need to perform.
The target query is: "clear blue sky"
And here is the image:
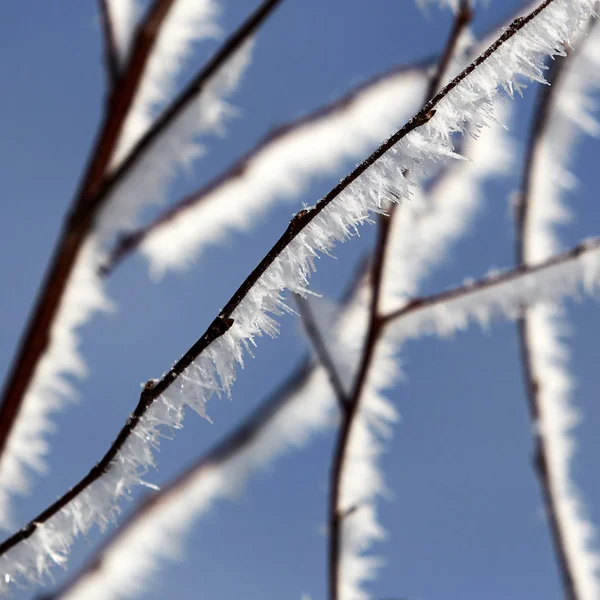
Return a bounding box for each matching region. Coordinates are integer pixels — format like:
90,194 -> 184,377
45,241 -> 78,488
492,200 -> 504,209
0,1 -> 599,599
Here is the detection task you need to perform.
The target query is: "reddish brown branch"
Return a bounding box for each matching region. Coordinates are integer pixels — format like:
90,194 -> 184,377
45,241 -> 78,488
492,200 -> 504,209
0,0 -> 178,471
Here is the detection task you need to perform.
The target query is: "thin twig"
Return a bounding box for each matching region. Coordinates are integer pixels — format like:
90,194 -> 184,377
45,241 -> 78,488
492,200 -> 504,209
0,0 -> 559,559
327,2 -> 473,597
294,295 -> 349,408
0,0 -> 178,475
98,0 -> 121,87
513,22 -> 595,600
382,239 -> 600,327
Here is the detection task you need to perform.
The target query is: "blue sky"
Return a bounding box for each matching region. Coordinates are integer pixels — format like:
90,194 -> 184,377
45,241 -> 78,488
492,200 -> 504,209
0,1 -> 599,599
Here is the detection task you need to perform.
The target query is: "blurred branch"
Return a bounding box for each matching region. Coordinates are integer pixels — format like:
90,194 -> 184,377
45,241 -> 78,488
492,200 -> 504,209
514,32 -> 588,600
98,0 -> 120,87
327,2 -> 472,597
295,295 -> 349,408
382,239 -> 600,327
100,59 -> 430,276
0,0 -> 178,478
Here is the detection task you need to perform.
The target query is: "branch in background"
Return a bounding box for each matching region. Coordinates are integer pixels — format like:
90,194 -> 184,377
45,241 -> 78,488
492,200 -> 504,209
295,295 -> 349,408
98,0 -> 120,86
100,0 -> 532,280
328,2 -> 472,597
382,239 -> 600,331
515,16 -> 600,600
517,49 -> 577,600
0,0 -> 593,589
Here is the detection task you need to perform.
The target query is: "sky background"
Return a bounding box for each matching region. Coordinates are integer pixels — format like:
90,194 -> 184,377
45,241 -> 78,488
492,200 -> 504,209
0,1 -> 599,599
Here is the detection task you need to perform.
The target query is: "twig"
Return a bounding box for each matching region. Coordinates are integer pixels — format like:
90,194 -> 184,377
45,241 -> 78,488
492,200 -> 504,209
382,239 -> 600,327
0,0 -> 178,476
294,295 -> 349,408
98,0 -> 120,87
0,0 -> 562,561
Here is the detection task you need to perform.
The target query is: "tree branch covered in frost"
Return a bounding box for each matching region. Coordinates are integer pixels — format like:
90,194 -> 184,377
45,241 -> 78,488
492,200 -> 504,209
0,0 -> 596,592
103,63 -> 430,277
0,0 -> 271,533
49,263 -> 370,600
515,18 -> 600,600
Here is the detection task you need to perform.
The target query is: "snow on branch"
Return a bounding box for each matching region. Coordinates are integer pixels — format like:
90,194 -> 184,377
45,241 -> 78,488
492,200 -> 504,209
383,239 -> 600,338
515,18 -> 600,600
50,360 -> 339,600
0,0 -> 595,591
110,0 -> 222,166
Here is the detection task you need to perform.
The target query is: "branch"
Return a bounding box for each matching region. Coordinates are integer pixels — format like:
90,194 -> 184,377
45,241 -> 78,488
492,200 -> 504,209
515,17 -> 600,600
382,239 -> 600,328
516,49 -> 578,600
100,57 -> 430,276
294,295 -> 349,408
0,0 -> 178,485
98,0 -> 121,87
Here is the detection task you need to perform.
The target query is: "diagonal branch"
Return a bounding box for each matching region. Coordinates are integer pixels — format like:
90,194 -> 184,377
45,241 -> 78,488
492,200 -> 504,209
98,0 -> 121,87
295,295 -> 349,408
100,59 -> 430,276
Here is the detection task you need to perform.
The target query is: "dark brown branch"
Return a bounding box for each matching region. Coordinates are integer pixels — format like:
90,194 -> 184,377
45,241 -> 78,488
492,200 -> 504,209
0,0 -> 178,474
294,295 -> 349,408
514,20 -> 596,600
0,0 -> 561,561
98,0 -> 121,87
